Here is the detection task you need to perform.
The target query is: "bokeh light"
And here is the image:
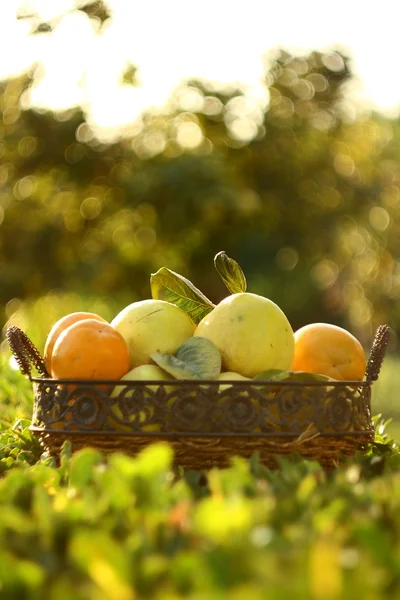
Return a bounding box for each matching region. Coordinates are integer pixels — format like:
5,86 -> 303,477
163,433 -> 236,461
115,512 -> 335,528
1,0 -> 400,358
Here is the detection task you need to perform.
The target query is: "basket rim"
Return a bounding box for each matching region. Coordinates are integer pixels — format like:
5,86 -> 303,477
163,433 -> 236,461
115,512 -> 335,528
30,376 -> 371,387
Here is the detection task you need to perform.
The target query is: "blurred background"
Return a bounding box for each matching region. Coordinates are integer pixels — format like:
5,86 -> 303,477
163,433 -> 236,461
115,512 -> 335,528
1,1 -> 399,431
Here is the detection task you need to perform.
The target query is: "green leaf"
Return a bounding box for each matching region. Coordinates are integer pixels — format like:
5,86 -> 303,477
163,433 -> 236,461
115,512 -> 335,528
151,337 -> 221,380
214,251 -> 247,294
254,370 -> 334,382
150,267 -> 215,325
253,370 -> 287,381
177,337 -> 221,378
151,354 -> 197,379
135,442 -> 174,476
69,448 -> 104,487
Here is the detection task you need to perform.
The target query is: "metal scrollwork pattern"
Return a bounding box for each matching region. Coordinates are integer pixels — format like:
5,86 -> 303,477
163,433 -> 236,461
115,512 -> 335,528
31,379 -> 373,437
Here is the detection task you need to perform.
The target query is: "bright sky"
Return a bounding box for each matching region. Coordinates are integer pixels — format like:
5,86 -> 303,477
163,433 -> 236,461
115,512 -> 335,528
2,0 -> 400,139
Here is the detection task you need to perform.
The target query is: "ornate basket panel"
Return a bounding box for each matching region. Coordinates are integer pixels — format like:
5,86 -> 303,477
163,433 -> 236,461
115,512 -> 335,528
31,378 -> 373,436
6,324 -> 390,470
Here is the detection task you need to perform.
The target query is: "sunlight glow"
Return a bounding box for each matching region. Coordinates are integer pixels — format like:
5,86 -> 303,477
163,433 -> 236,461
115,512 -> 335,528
8,355 -> 20,371
2,0 -> 400,137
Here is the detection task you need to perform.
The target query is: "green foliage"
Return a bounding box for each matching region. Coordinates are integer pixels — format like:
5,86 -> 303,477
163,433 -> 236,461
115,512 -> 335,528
1,421 -> 400,599
1,48 -> 400,351
1,359 -> 400,598
0,355 -> 32,417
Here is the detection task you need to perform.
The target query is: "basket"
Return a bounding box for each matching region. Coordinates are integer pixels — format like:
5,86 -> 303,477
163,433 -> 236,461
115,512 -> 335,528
6,325 -> 391,470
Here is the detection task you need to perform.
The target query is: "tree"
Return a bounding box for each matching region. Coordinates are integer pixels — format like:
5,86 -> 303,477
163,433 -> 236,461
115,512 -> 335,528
1,49 -> 399,348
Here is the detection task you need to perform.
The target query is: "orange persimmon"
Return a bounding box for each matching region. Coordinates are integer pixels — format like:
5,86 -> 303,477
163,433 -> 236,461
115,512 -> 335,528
50,318 -> 131,381
292,322 -> 367,381
44,312 -> 107,374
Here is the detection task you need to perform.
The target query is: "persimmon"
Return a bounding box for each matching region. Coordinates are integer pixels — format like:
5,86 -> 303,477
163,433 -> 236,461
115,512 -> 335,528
50,319 -> 131,381
44,312 -> 107,374
292,323 -> 367,381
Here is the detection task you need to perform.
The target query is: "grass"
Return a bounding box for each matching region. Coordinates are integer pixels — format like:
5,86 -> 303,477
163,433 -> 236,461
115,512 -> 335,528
369,354 -> 400,439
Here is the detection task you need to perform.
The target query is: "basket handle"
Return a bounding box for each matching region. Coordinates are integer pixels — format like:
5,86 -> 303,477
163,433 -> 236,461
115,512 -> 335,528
365,324 -> 391,382
6,326 -> 49,379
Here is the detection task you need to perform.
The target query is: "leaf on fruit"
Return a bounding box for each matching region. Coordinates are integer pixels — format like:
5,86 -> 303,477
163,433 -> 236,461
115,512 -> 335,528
214,251 -> 247,294
150,354 -> 197,380
258,370 -> 335,383
177,337 -> 221,378
253,369 -> 288,381
151,337 -> 222,380
150,267 -> 215,325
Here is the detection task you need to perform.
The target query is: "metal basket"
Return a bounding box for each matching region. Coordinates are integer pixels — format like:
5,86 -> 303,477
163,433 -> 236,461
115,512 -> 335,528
6,324 -> 391,470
